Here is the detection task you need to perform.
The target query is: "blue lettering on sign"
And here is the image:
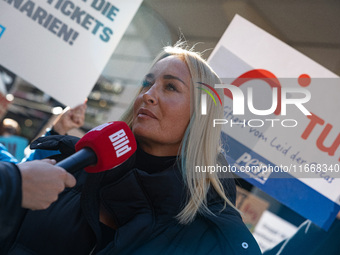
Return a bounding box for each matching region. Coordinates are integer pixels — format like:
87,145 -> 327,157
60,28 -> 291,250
0,25 -> 6,38
221,132 -> 340,230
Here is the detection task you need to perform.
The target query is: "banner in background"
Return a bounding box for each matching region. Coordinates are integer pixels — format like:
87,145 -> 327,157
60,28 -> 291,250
208,15 -> 340,230
0,0 -> 143,107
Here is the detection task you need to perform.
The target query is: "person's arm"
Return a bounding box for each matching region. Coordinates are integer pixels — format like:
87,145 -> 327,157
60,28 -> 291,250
0,159 -> 76,213
18,159 -> 76,210
0,161 -> 24,248
52,102 -> 87,135
23,102 -> 87,162
0,159 -> 76,249
0,162 -> 22,229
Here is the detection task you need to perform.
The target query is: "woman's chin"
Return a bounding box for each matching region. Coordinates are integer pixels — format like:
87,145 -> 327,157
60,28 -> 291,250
132,125 -> 156,140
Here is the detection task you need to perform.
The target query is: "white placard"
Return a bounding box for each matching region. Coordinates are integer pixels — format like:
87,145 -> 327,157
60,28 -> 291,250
0,0 -> 143,107
208,15 -> 340,229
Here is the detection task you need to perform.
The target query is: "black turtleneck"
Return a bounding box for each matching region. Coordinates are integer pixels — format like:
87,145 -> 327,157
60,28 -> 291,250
133,146 -> 178,174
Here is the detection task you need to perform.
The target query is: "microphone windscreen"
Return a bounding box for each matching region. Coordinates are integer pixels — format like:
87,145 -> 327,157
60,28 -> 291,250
75,121 -> 137,173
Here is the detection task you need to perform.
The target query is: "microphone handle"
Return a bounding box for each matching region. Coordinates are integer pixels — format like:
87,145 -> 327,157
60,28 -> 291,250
56,147 -> 97,174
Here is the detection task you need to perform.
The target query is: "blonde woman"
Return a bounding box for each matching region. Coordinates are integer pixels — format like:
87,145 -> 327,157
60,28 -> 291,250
4,44 -> 261,255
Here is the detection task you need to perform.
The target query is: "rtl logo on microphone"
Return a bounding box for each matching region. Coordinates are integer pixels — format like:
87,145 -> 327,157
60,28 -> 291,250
109,129 -> 132,157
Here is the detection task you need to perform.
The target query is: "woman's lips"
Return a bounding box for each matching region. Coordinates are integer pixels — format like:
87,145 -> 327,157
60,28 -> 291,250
137,108 -> 157,119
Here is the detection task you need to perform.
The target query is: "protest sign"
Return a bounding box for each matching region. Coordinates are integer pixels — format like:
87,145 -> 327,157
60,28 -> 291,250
208,15 -> 340,230
0,0 -> 143,107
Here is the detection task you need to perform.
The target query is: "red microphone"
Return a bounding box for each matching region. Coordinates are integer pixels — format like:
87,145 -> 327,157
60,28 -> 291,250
56,121 -> 137,174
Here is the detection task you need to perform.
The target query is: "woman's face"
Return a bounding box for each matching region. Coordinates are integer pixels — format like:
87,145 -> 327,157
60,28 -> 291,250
132,56 -> 191,156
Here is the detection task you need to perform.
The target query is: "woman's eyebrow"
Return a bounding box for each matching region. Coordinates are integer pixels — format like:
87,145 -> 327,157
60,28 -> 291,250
163,74 -> 187,86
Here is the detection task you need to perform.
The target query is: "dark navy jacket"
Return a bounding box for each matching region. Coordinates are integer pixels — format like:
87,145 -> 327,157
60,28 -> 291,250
0,162 -> 27,253
3,137 -> 261,255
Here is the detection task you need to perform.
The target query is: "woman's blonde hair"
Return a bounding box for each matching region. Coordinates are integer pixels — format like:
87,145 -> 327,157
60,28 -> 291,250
121,42 -> 234,224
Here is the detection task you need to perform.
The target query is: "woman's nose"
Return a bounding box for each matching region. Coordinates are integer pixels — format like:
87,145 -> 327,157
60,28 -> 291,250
142,85 -> 158,105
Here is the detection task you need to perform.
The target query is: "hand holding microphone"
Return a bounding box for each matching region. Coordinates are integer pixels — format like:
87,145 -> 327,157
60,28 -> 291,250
56,121 -> 137,174
19,159 -> 76,210
16,121 -> 135,212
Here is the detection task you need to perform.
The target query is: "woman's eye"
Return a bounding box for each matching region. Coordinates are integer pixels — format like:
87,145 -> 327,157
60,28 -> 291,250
166,83 -> 177,91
